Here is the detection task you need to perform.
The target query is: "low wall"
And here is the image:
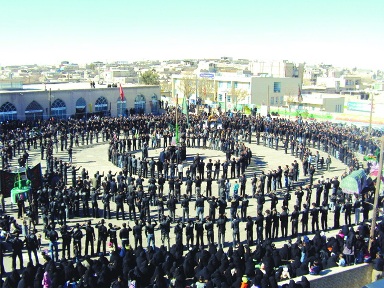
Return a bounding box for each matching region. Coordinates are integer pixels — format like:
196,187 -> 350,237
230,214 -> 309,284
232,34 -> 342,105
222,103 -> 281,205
280,264 -> 373,288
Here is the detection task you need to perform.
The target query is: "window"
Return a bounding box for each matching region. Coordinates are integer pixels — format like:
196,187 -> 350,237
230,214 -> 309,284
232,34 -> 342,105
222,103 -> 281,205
218,94 -> 223,102
234,82 -> 238,88
95,96 -> 108,114
134,94 -> 146,114
76,97 -> 87,116
227,95 -> 231,102
25,101 -> 43,120
273,82 -> 281,93
151,94 -> 159,114
116,96 -> 127,117
51,99 -> 67,119
270,97 -> 274,105
226,82 -> 231,89
0,102 -> 17,121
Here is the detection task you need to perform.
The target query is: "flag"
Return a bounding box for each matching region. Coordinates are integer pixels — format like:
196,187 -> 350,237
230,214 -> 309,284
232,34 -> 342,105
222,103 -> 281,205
182,97 -> 189,125
119,84 -> 125,101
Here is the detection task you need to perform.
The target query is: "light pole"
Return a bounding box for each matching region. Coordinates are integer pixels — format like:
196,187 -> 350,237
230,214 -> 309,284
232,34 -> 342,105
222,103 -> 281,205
267,85 -> 270,114
48,88 -> 52,119
369,91 -> 375,136
369,135 -> 384,250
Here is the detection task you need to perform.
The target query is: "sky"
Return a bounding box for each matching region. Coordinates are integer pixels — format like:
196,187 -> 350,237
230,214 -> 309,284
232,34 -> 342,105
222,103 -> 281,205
1,0 -> 383,69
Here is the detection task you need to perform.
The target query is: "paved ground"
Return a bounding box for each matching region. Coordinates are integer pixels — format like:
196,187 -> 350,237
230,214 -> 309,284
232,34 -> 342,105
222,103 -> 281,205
1,133 -> 355,275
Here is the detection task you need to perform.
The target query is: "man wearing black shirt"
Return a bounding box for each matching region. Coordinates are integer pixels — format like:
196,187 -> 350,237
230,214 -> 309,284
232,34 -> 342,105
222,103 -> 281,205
145,220 -> 157,249
10,233 -> 24,269
160,215 -> 172,249
133,220 -> 144,249
280,207 -> 289,238
107,223 -> 121,251
47,225 -> 59,262
255,211 -> 264,244
82,220 -> 96,256
195,194 -> 205,221
181,194 -> 190,223
301,204 -> 309,234
115,191 -> 125,220
60,224 -> 73,259
96,219 -> 108,255
217,214 -> 227,249
310,203 -> 320,233
119,222 -> 132,248
372,252 -> 384,282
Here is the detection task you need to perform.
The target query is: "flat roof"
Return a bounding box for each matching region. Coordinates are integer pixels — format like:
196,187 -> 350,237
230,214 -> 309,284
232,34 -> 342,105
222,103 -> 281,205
0,82 -> 156,94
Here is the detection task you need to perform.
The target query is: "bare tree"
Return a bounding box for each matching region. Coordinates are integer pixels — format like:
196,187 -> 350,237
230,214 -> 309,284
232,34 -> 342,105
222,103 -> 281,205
198,78 -> 215,102
231,87 -> 248,108
178,74 -> 196,100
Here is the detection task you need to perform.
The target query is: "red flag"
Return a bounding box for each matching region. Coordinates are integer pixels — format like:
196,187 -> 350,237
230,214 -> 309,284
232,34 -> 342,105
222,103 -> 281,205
119,84 -> 124,101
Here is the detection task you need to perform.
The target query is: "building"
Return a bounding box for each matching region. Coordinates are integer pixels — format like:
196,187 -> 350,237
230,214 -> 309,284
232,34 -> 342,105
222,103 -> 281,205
285,93 -> 345,113
0,83 -> 160,121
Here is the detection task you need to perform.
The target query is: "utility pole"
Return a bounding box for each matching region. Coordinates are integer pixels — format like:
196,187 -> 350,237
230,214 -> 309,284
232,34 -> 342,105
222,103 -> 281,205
48,88 -> 52,119
224,92 -> 227,114
369,135 -> 384,250
267,85 -> 270,114
369,91 -> 374,136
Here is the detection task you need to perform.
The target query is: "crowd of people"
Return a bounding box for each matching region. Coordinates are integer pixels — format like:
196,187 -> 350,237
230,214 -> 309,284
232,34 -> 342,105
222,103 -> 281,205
0,110 -> 383,287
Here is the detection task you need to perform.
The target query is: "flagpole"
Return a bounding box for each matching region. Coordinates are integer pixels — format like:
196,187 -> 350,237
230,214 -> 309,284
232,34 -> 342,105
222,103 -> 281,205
175,94 -> 179,145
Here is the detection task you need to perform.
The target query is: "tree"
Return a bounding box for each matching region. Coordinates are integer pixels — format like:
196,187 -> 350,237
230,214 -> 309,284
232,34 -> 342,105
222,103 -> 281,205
230,87 -> 248,107
178,74 -> 196,100
140,70 -> 160,85
160,80 -> 172,94
198,78 -> 215,103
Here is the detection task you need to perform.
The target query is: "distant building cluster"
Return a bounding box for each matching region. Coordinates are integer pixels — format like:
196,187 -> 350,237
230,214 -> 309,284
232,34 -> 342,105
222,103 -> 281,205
0,58 -> 383,121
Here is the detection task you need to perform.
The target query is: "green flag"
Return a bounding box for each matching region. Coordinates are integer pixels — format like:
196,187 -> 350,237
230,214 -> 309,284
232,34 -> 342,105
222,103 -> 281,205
182,97 -> 189,125
175,122 -> 179,144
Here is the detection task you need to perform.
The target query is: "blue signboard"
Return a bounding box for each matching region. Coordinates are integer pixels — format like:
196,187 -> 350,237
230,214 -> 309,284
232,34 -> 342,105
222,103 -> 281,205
347,102 -> 371,112
199,73 -> 215,79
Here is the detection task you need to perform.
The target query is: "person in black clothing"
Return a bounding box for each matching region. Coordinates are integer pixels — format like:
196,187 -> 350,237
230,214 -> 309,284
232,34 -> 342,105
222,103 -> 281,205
344,200 -> 353,226
47,225 -> 59,262
301,204 -> 309,235
255,211 -> 264,244
310,203 -> 320,233
216,214 -> 227,249
334,201 -> 342,229
185,219 -> 194,249
195,217 -> 205,247
108,223 -> 121,251
72,223 -> 83,258
9,233 -> 24,270
133,219 -> 144,249
91,188 -> 100,218
241,195 -> 249,221
320,201 -> 328,231
291,205 -> 300,237
60,223 -> 73,259
119,222 -> 132,249
102,191 -> 112,219
272,208 -> 280,239
82,220 -> 96,256
145,220 -> 157,249
205,216 -> 214,246
181,194 -> 190,223
280,206 -> 289,238
160,215 -> 172,249
174,220 -> 185,247
245,216 -> 254,246
115,191 -> 125,220
96,219 -> 108,255
24,229 -> 39,265
372,252 -> 384,282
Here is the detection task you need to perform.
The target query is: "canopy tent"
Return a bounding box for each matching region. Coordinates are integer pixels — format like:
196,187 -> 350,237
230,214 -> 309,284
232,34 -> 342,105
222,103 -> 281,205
340,169 -> 367,195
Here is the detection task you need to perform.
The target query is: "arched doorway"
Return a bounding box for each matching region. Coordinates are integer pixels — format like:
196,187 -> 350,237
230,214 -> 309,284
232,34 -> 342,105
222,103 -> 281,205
0,102 -> 17,121
117,96 -> 127,117
134,94 -> 146,115
25,100 -> 43,120
51,99 -> 67,119
75,97 -> 87,118
95,96 -> 108,116
151,94 -> 159,114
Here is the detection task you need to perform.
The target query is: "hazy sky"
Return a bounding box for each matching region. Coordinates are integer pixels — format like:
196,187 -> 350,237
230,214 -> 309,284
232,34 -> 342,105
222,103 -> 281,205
1,0 -> 383,69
